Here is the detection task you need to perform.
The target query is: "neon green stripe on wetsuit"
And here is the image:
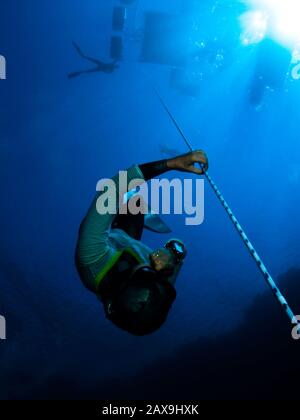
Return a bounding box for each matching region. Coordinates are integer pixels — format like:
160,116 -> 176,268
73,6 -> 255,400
93,247 -> 144,291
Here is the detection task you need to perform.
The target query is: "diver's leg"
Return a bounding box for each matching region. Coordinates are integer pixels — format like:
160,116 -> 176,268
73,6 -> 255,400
112,212 -> 145,241
83,67 -> 104,74
76,166 -> 143,272
72,41 -> 103,66
68,71 -> 84,79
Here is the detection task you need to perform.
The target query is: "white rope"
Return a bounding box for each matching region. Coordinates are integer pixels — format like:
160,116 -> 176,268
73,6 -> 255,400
154,87 -> 299,328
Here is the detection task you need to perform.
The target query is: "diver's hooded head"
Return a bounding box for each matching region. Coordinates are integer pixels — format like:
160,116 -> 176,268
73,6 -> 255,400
104,267 -> 176,336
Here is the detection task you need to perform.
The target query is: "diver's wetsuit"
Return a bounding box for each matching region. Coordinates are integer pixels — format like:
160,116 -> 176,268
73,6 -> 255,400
75,160 -> 170,294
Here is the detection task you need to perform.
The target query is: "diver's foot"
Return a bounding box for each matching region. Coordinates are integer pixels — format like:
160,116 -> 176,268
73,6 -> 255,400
68,71 -> 82,79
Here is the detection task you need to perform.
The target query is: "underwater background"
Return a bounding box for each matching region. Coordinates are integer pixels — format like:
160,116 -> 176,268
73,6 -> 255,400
0,0 -> 299,400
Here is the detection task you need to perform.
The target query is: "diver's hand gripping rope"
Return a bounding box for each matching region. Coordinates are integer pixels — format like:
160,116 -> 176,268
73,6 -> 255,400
154,87 -> 299,328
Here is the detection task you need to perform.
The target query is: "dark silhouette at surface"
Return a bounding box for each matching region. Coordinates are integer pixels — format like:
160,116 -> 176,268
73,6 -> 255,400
68,42 -> 119,78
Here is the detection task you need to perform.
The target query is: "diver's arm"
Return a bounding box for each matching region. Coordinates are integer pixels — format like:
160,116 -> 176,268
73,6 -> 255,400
139,151 -> 209,181
139,159 -> 168,181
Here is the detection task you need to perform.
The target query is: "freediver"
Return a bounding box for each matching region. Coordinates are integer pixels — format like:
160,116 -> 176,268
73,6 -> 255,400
75,151 -> 209,336
68,41 -> 119,79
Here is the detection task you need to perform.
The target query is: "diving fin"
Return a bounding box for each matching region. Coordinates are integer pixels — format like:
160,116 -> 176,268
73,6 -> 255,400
144,213 -> 172,234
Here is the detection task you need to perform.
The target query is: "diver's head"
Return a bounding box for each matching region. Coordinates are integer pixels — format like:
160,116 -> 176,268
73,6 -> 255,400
101,240 -> 186,336
104,266 -> 176,336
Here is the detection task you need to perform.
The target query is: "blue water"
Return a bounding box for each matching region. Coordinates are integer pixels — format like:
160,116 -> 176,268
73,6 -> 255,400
0,0 -> 299,400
